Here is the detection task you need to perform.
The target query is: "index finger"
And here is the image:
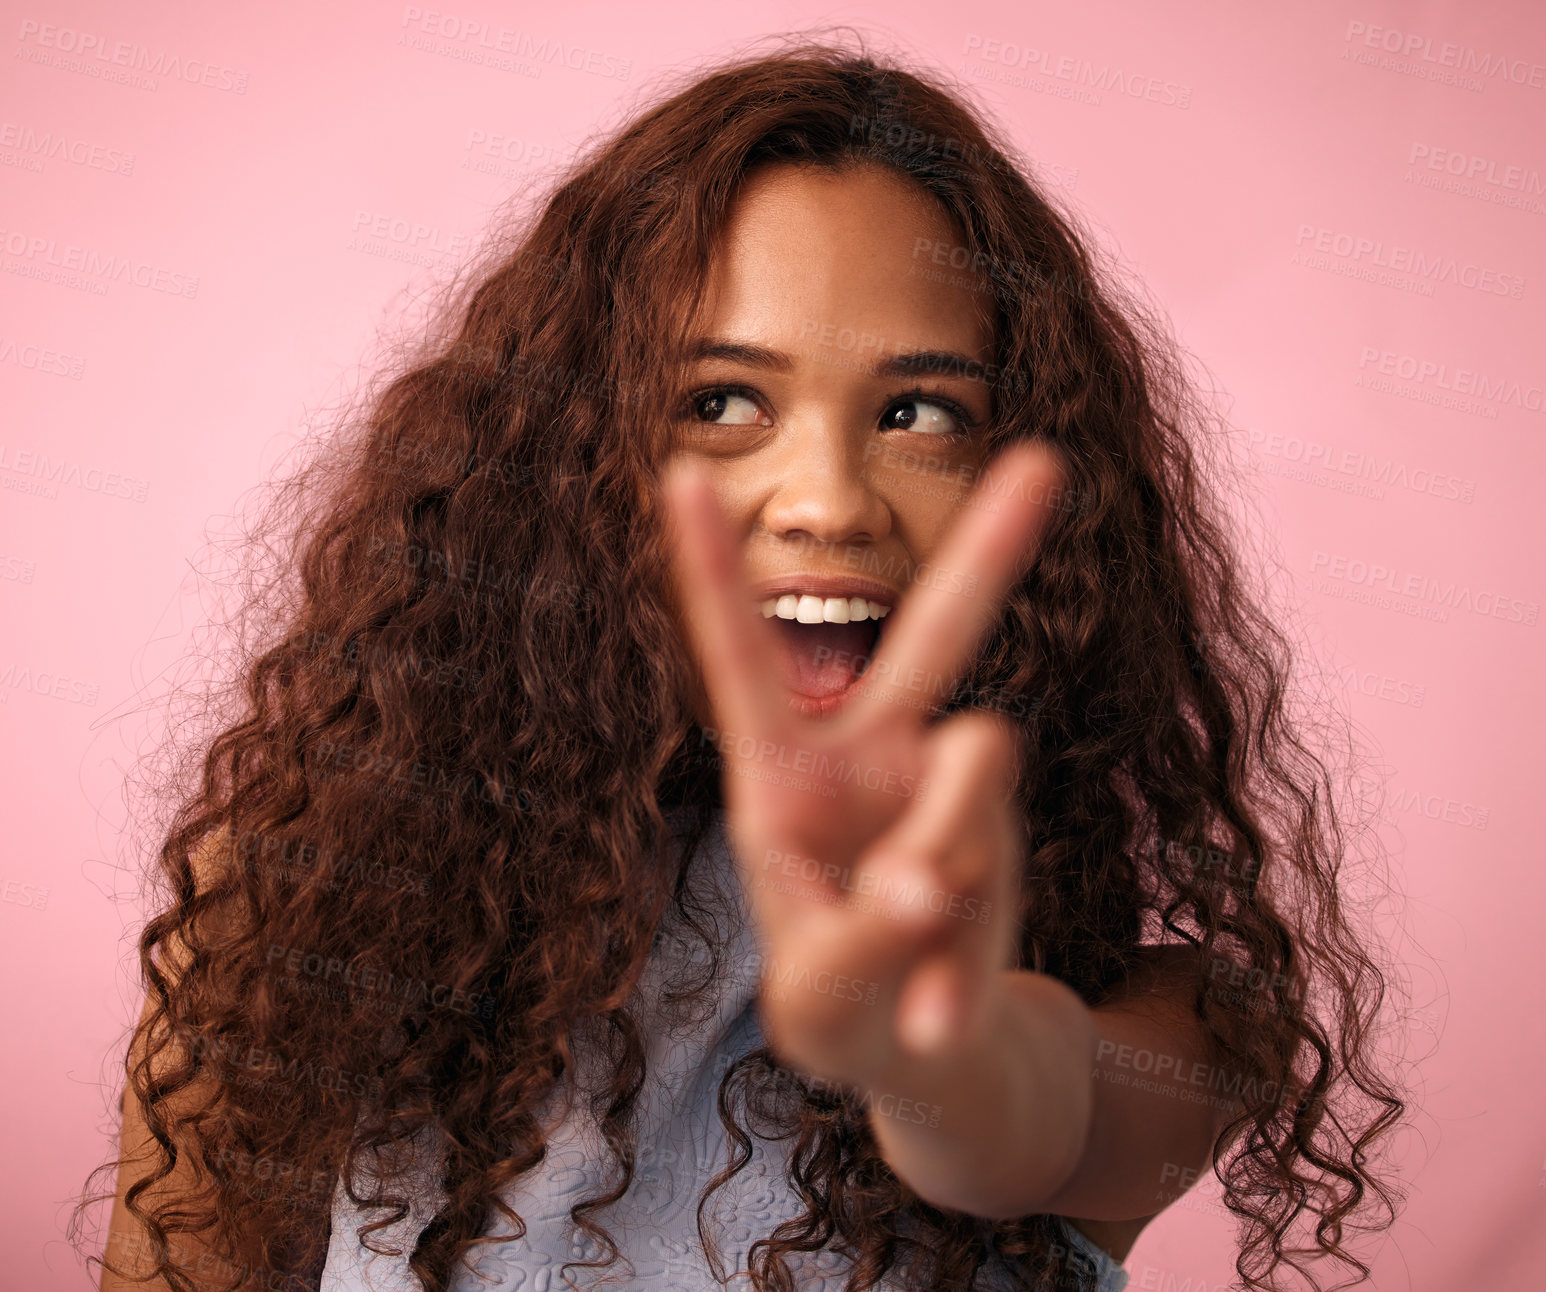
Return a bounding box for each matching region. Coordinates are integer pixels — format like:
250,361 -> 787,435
661,455 -> 787,741
852,440 -> 1066,721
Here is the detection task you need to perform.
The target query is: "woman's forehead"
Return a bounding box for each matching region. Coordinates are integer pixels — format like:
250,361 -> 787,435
694,163 -> 995,360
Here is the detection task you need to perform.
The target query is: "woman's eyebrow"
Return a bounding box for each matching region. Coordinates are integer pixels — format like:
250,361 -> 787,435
686,336 -> 990,381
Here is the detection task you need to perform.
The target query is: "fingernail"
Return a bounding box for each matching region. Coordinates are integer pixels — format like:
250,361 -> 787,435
901,982 -> 954,1055
665,455 -> 706,495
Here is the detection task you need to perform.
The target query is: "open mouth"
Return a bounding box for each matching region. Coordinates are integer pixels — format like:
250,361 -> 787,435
758,594 -> 889,700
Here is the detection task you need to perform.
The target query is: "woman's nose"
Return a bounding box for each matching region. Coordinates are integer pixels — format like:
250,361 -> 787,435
756,426 -> 892,549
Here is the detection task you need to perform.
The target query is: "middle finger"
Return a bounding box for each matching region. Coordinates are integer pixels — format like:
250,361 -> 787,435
847,439 -> 1066,726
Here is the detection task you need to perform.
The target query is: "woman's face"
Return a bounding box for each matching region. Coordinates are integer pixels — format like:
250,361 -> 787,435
673,161 -> 999,723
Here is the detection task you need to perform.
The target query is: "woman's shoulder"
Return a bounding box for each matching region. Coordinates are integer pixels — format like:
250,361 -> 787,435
1059,1214 -> 1137,1281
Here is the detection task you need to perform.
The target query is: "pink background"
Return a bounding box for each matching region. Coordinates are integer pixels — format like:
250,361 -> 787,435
3,2 -> 1543,1288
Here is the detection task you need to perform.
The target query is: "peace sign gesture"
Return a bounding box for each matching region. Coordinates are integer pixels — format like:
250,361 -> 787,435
662,440 -> 1067,1092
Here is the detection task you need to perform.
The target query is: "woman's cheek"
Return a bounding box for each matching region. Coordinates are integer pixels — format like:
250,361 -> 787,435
873,457 -> 980,550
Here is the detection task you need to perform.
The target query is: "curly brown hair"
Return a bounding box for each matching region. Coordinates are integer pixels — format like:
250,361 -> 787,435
75,30 -> 1410,1292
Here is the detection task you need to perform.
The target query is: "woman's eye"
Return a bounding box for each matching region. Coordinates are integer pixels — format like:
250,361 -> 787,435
692,390 -> 767,425
883,398 -> 964,435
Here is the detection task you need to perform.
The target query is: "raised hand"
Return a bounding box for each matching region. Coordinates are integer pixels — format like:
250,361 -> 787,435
661,441 -> 1067,1092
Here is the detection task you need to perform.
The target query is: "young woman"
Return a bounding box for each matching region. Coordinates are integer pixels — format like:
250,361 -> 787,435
81,37 -> 1406,1292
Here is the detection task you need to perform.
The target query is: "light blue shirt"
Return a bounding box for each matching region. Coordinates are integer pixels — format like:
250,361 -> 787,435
320,810 -> 1128,1291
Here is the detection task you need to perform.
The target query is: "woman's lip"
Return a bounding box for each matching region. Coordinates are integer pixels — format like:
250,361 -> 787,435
748,573 -> 901,609
784,682 -> 861,719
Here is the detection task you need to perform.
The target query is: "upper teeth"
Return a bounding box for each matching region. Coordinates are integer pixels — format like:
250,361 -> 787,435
761,594 -> 891,624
